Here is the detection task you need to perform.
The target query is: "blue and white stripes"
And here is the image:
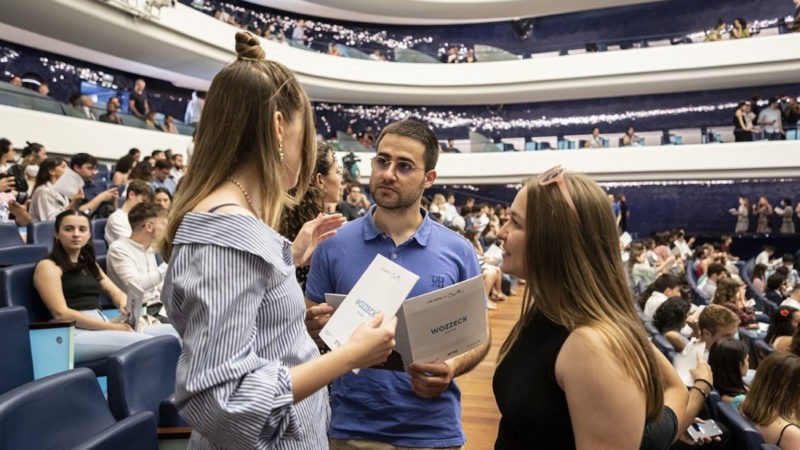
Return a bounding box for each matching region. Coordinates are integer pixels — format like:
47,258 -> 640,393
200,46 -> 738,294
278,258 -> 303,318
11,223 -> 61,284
163,212 -> 329,450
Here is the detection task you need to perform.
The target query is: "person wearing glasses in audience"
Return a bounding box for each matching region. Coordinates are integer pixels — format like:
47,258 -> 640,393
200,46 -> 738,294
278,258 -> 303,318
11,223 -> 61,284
161,32 -> 395,449
305,119 -> 491,450
493,166 -> 665,449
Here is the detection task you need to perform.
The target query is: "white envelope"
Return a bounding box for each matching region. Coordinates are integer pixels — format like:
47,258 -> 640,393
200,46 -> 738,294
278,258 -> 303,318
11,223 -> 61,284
320,254 -> 419,355
52,168 -> 85,199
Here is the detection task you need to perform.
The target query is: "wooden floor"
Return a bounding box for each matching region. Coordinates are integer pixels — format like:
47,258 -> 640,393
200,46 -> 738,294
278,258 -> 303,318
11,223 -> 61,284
459,291 -> 523,450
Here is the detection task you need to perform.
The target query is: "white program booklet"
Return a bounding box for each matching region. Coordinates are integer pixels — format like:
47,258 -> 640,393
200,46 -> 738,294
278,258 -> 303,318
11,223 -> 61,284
395,274 -> 487,370
324,274 -> 488,371
673,340 -> 706,386
126,283 -> 145,332
320,255 -> 419,355
52,168 -> 84,199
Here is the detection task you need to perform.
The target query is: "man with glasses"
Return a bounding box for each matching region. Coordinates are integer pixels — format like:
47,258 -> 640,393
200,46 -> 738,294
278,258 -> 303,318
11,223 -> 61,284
305,119 -> 490,450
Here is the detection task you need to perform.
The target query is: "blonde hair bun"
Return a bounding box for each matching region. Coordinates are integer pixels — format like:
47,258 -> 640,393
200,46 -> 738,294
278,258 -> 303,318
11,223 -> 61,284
235,31 -> 265,61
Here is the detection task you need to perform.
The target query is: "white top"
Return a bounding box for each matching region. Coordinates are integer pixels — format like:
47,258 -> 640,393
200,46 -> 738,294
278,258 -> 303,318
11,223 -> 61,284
643,291 -> 669,322
29,182 -> 69,221
106,237 -> 167,307
105,209 -> 131,245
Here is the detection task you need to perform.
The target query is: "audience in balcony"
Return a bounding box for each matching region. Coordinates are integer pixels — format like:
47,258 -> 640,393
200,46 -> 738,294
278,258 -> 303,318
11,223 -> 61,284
792,0 -> 800,33
72,95 -> 97,120
144,111 -> 162,131
752,196 -> 773,233
583,127 -> 604,148
291,19 -> 307,43
128,79 -> 150,120
733,101 -> 755,141
731,18 -> 751,38
33,209 -> 177,363
105,180 -> 154,245
464,48 -> 477,63
9,76 -> 22,87
442,46 -> 460,63
38,83 -> 50,96
184,91 -> 205,126
621,125 -> 642,146
705,19 -> 728,41
442,138 -> 461,153
758,97 -> 785,140
98,97 -> 123,125
730,195 -> 750,233
107,202 -> 171,323
162,114 -> 179,134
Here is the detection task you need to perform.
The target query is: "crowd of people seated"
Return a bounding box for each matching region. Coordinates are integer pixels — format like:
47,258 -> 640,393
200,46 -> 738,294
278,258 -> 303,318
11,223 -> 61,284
186,0 -> 797,64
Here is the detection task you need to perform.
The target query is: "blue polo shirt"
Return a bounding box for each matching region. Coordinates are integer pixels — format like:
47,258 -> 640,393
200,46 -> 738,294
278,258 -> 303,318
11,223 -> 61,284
306,206 -> 481,447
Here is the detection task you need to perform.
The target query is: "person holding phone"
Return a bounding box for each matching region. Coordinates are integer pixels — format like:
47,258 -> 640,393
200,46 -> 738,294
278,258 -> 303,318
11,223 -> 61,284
161,32 -> 395,449
493,166 -> 664,449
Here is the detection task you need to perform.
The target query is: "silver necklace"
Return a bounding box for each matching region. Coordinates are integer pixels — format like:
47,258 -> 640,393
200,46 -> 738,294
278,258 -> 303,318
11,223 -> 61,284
226,177 -> 262,217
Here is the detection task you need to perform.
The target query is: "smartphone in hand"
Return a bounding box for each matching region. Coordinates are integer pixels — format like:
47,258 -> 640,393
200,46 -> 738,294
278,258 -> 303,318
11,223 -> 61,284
687,420 -> 724,441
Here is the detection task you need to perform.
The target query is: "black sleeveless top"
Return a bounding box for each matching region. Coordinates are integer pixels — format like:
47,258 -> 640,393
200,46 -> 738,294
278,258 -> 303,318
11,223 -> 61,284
493,311 -> 574,450
61,269 -> 102,311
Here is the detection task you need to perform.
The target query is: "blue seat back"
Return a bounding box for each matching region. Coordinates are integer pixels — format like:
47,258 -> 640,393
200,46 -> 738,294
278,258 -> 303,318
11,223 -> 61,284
107,335 -> 184,426
717,401 -> 764,450
92,218 -> 107,243
761,444 -> 781,450
652,333 -> 677,362
0,306 -> 34,395
706,390 -> 721,421
0,368 -> 157,450
27,221 -> 55,251
0,245 -> 49,266
0,263 -> 49,322
0,223 -> 24,248
753,339 -> 775,361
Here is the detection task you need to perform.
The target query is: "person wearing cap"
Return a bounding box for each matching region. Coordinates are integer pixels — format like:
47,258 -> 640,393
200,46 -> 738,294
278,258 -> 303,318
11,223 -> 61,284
757,97 -> 785,140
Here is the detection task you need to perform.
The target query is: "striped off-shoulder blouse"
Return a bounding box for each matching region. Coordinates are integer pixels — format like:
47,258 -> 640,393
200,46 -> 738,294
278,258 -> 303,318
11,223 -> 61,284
162,212 -> 329,449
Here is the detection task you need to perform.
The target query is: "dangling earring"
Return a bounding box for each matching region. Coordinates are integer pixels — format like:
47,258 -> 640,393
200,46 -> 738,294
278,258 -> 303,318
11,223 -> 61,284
279,141 -> 285,162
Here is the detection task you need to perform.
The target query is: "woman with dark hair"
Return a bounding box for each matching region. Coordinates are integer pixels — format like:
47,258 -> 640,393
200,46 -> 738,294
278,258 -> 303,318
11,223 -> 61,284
153,187 -> 172,210
766,306 -> 800,353
752,263 -> 768,295
653,297 -> 692,352
731,17 -> 750,39
733,102 -> 754,142
29,157 -> 81,221
494,166 -> 666,448
708,338 -> 749,405
33,209 -> 176,362
776,198 -> 795,234
128,159 -> 154,183
279,143 -> 345,291
161,32 -> 394,448
112,154 -> 135,186
21,141 -> 46,195
740,353 -> 800,449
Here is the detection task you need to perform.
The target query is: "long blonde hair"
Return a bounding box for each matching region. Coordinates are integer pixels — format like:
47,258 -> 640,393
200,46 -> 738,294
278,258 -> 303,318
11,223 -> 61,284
498,171 -> 664,421
163,32 -> 316,259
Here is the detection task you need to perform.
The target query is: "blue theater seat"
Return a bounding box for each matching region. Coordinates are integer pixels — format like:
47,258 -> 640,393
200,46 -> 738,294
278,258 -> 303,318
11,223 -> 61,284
716,401 -> 765,450
0,306 -> 34,395
107,335 -> 188,427
706,390 -> 721,421
651,333 -> 677,362
753,339 -> 775,362
0,244 -> 49,266
0,223 -> 25,248
92,218 -> 108,242
27,220 -> 55,251
0,368 -> 158,450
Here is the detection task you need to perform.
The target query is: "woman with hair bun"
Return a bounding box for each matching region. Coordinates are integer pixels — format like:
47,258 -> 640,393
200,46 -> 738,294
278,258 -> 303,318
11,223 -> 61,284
494,166 -> 666,449
161,32 -> 395,449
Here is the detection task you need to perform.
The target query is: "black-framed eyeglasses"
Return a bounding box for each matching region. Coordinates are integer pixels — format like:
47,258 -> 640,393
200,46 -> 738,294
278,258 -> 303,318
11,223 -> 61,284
371,155 -> 426,177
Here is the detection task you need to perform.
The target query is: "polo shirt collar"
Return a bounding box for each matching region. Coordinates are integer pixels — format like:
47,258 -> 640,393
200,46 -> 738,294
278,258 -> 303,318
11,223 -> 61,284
361,205 -> 433,247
